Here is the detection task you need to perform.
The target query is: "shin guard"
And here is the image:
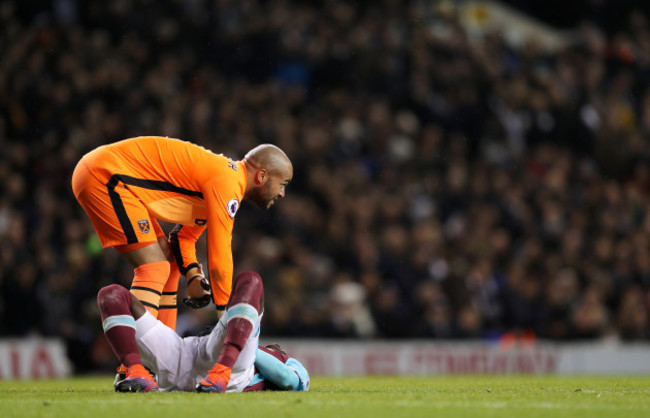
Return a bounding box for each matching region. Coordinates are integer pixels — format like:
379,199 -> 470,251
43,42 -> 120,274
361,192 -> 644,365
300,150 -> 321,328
157,262 -> 180,330
130,261 -> 171,317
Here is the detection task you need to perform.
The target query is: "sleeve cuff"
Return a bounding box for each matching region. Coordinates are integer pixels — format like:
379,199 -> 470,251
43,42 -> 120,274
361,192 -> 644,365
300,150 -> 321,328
180,262 -> 200,276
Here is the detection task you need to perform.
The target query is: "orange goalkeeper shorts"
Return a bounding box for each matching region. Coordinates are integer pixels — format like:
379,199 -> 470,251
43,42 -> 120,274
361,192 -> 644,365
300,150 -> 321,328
71,157 -> 164,248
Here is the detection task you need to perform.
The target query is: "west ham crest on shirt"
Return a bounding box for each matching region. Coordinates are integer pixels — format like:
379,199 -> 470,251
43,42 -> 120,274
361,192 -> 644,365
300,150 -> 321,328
137,219 -> 151,233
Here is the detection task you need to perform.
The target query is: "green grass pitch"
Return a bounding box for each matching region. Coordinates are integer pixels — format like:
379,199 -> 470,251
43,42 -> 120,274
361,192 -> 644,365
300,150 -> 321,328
2,375 -> 650,418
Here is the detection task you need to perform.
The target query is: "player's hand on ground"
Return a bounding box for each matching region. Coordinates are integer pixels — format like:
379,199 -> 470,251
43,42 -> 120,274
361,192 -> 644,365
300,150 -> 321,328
183,264 -> 211,309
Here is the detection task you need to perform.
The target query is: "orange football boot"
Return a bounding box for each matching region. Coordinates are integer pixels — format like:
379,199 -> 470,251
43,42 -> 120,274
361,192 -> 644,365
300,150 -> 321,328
195,363 -> 232,393
114,364 -> 159,393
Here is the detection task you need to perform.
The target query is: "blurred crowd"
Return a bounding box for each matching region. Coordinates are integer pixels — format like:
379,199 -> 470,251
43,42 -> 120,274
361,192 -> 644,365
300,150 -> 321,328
2,0 -> 650,372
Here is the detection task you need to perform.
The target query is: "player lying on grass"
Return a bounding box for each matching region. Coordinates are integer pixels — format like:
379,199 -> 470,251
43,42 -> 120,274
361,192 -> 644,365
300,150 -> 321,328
97,270 -> 309,393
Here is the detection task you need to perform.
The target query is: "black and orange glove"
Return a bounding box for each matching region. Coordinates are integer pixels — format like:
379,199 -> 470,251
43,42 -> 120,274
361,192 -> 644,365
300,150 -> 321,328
183,264 -> 212,309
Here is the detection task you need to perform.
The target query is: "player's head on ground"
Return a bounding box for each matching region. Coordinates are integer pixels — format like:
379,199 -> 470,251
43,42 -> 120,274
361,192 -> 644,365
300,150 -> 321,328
265,343 -> 287,355
243,144 -> 293,209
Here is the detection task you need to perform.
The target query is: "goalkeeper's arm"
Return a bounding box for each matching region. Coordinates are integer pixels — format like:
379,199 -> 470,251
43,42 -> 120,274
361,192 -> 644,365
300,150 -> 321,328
169,224 -> 206,275
169,224 -> 211,309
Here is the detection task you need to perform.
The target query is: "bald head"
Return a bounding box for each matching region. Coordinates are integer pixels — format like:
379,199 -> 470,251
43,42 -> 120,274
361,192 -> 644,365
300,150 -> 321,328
244,144 -> 292,175
243,144 -> 293,209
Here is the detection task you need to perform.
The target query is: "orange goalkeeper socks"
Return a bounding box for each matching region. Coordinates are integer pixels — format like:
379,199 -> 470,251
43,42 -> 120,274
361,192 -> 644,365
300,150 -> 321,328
157,262 -> 180,330
130,261 -> 171,317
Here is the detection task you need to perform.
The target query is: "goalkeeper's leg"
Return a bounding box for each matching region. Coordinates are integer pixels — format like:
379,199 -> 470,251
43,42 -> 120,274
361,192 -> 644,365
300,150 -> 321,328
196,271 -> 263,393
113,238 -> 171,379
117,235 -> 172,319
157,261 -> 180,330
148,221 -> 180,331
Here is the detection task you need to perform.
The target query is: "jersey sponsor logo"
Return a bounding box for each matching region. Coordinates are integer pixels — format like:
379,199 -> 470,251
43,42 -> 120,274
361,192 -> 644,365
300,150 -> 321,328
226,199 -> 239,218
227,159 -> 238,172
137,219 -> 151,233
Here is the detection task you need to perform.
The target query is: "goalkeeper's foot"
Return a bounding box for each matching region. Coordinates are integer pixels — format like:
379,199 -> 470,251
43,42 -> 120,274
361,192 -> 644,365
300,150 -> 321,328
195,363 -> 231,393
114,364 -> 159,393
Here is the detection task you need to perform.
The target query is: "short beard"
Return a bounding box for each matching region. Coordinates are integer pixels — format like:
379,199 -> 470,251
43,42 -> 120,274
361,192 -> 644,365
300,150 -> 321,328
247,186 -> 272,209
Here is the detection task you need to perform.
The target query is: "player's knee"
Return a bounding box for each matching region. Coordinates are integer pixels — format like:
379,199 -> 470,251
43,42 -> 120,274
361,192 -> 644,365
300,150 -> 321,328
231,271 -> 263,308
234,271 -> 263,293
97,284 -> 131,311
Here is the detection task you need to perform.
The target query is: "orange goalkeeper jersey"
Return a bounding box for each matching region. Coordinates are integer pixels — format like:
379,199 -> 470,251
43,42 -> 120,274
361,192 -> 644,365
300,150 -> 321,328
80,136 -> 247,308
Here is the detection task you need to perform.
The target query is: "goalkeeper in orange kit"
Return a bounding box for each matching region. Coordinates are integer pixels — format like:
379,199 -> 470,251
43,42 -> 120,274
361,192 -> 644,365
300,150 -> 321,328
71,136 -> 292,386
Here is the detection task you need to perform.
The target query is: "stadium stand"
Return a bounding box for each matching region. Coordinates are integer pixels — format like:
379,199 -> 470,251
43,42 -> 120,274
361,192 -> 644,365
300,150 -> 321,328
1,0 -> 650,373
